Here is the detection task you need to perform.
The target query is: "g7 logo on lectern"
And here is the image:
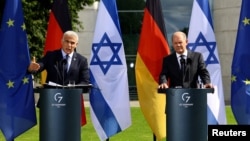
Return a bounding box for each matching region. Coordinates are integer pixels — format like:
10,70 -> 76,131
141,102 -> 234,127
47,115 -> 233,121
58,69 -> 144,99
179,92 -> 193,108
54,93 -> 63,103
181,93 -> 190,103
51,92 -> 66,108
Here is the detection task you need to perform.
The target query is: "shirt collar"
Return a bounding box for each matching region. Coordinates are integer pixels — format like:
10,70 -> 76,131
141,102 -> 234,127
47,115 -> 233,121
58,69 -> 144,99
176,50 -> 188,58
61,50 -> 73,58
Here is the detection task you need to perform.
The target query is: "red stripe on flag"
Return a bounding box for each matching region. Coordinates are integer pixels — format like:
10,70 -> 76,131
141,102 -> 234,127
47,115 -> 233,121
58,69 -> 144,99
138,9 -> 170,82
43,12 -> 63,54
81,95 -> 87,126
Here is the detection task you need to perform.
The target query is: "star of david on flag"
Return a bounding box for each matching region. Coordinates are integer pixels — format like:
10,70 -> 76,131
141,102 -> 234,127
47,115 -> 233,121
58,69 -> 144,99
188,0 -> 227,124
90,32 -> 122,74
187,32 -> 218,65
89,0 -> 131,140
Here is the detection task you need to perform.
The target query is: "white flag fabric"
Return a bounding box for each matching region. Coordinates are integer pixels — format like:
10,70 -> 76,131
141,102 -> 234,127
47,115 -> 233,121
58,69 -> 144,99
187,0 -> 227,124
89,0 -> 131,140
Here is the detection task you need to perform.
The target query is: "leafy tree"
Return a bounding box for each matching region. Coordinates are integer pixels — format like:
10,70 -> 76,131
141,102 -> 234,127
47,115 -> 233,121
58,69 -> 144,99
0,0 -> 95,81
0,0 -> 95,59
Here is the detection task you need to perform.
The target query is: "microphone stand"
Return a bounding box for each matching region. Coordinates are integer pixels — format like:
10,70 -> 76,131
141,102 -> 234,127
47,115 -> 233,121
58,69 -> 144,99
54,61 -> 62,89
61,59 -> 67,88
180,58 -> 185,88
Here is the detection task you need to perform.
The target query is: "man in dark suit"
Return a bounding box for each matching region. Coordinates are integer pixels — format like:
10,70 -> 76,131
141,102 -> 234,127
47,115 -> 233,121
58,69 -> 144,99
158,31 -> 213,89
28,30 -> 90,86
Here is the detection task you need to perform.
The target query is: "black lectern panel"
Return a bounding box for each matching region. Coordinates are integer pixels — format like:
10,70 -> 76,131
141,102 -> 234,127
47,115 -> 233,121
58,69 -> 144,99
39,88 -> 82,141
162,88 -> 213,141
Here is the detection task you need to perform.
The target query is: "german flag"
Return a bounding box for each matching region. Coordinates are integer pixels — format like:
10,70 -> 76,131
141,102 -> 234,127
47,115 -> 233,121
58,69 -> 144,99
43,0 -> 72,54
41,0 -> 86,126
135,0 -> 170,140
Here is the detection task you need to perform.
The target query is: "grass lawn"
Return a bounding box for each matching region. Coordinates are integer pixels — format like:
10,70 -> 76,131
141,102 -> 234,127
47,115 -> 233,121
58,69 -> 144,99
0,105 -> 236,141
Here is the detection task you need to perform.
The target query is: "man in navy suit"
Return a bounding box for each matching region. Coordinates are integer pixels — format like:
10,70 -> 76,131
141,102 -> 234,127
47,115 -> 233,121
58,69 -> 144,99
28,30 -> 90,86
158,31 -> 213,89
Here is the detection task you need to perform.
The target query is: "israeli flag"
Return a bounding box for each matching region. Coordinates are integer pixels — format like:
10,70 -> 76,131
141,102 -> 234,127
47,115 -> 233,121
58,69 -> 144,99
187,0 -> 227,124
89,0 -> 132,140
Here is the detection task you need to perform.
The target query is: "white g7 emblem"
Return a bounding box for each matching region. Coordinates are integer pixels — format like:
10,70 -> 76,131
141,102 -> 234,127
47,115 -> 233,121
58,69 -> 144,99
182,93 -> 190,103
54,93 -> 63,103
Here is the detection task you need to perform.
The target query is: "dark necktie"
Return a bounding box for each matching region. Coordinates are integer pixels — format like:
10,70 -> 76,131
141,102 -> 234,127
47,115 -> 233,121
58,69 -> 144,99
180,55 -> 185,82
64,55 -> 69,75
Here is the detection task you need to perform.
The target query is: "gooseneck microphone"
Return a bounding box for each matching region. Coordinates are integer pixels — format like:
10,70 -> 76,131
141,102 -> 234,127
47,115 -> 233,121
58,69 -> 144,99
54,61 -> 62,88
61,58 -> 67,86
180,56 -> 186,87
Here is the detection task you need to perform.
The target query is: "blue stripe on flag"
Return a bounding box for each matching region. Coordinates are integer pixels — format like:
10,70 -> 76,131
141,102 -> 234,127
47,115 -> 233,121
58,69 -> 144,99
207,107 -> 218,124
89,71 -> 122,137
196,0 -> 213,29
102,0 -> 121,34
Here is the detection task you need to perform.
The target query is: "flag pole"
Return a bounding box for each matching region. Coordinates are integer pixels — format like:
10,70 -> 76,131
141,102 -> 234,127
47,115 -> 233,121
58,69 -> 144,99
153,134 -> 156,141
136,0 -> 169,139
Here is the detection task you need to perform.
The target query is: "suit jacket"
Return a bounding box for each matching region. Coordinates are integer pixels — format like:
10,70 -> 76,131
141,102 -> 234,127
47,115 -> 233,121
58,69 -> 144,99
38,49 -> 90,85
159,51 -> 211,88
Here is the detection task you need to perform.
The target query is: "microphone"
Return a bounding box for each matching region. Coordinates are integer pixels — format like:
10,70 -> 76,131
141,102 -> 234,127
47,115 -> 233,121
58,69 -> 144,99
180,58 -> 185,66
61,59 -> 68,86
198,79 -> 203,88
54,62 -> 62,84
62,59 -> 67,65
180,57 -> 185,87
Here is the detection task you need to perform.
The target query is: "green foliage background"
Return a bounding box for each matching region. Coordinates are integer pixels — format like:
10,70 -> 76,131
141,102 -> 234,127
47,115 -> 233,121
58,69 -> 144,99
0,0 -> 96,59
22,0 -> 95,59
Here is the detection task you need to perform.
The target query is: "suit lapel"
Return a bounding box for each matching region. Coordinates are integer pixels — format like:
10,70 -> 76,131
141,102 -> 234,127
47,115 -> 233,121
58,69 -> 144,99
172,54 -> 182,73
184,51 -> 193,82
67,52 -> 77,74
